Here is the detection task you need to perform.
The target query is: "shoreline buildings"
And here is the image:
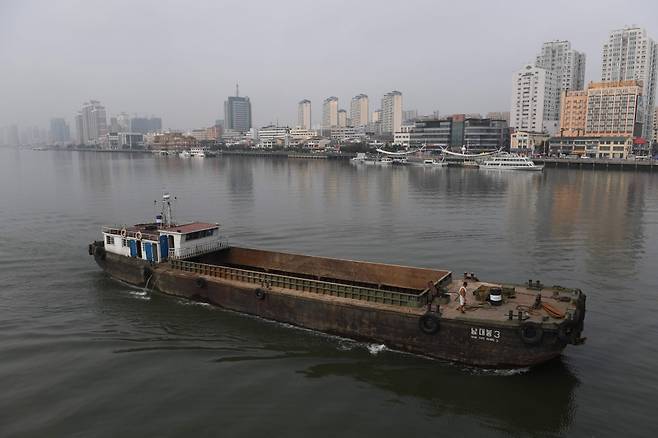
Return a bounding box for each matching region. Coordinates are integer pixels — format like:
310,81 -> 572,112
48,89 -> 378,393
381,91 -> 402,134
511,40 -> 585,137
75,100 -> 107,145
510,64 -> 559,134
49,118 -> 70,144
410,115 -> 507,152
224,84 -> 252,133
601,27 -> 657,142
350,94 -> 369,127
297,99 -> 311,130
322,97 -> 338,131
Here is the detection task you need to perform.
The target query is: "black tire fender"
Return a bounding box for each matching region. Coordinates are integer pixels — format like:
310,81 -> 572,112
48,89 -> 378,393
519,322 -> 544,345
255,288 -> 266,300
557,321 -> 577,343
419,313 -> 440,335
88,244 -> 94,256
195,277 -> 207,289
94,246 -> 106,260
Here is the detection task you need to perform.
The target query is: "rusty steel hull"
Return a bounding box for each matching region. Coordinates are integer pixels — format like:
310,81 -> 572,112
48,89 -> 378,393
91,245 -> 570,368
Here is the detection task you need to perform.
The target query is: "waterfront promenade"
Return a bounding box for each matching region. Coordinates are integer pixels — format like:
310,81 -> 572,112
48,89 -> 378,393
535,157 -> 658,171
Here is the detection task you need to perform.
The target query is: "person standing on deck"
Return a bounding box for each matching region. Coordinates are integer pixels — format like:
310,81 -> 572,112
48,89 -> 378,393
458,281 -> 467,313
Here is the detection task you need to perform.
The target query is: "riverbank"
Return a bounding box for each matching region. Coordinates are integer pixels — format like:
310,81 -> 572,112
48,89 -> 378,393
535,156 -> 658,171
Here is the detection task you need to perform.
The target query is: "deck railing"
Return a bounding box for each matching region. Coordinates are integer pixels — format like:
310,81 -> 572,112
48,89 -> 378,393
169,259 -> 428,308
169,239 -> 229,260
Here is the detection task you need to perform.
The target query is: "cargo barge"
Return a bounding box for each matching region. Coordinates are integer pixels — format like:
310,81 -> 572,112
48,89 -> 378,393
89,194 -> 586,367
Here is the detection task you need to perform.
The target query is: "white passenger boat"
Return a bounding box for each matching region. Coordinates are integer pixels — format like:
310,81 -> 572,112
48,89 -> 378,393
179,150 -> 191,158
190,148 -> 206,158
377,157 -> 393,165
422,159 -> 448,167
480,154 -> 543,171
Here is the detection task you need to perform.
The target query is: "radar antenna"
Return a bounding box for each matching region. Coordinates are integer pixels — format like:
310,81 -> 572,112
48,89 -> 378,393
160,192 -> 175,227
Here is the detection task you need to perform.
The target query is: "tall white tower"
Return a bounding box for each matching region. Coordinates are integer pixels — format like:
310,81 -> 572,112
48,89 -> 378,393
350,94 -> 369,127
297,99 -> 311,130
510,64 -> 559,134
381,91 -> 402,134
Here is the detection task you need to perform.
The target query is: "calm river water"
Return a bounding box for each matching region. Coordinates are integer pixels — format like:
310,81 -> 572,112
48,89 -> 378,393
1,149 -> 657,437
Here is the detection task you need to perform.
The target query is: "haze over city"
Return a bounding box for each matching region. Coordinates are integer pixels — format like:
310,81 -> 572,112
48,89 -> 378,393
1,0 -> 657,131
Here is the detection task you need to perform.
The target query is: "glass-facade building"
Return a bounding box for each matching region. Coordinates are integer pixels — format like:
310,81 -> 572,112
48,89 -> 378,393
410,117 -> 507,152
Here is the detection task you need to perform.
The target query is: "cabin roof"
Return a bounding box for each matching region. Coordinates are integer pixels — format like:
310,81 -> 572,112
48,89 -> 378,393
160,222 -> 219,234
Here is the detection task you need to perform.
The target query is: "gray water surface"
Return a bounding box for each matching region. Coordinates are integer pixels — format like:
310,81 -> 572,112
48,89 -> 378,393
1,149 -> 657,437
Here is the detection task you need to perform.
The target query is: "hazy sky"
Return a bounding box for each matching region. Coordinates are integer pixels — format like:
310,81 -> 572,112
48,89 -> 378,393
1,0 -> 657,131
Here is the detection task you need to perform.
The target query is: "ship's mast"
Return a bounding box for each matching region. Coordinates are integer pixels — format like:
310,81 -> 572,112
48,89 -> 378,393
161,192 -> 174,227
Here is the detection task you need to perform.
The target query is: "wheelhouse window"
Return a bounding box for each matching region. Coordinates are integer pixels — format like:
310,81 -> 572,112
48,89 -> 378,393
106,235 -> 115,245
183,228 -> 216,241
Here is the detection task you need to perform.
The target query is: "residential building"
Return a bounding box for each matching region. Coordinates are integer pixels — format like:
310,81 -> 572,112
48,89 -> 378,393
117,112 -> 131,132
224,85 -> 252,132
585,80 -> 642,137
130,117 -> 162,134
548,136 -> 632,158
298,99 -> 311,130
108,117 -> 120,133
559,90 -> 588,136
372,110 -> 381,123
331,126 -> 366,142
536,40 -> 586,93
76,100 -> 107,144
258,125 -> 290,142
188,129 -> 212,141
601,26 -> 657,141
402,110 -> 418,123
486,112 -> 510,125
381,91 -> 403,134
337,109 -> 347,127
49,118 -> 70,143
350,94 -> 369,126
147,132 -> 197,150
393,131 -> 410,147
322,97 -> 338,130
510,64 -> 559,134
410,116 -> 507,152
205,125 -> 222,141
306,138 -> 331,150
103,132 -> 144,149
289,128 -> 317,143
652,106 -> 658,143
510,131 -> 549,156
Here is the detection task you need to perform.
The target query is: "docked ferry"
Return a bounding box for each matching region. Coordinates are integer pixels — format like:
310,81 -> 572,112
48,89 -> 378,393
89,194 -> 586,368
480,154 -> 544,171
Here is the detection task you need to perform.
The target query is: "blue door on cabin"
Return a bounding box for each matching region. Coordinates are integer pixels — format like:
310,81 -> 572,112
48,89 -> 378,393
144,243 -> 153,262
159,235 -> 169,260
129,240 -> 137,257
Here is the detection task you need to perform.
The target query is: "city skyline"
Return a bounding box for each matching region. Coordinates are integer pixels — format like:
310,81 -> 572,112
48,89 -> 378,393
2,0 -> 658,131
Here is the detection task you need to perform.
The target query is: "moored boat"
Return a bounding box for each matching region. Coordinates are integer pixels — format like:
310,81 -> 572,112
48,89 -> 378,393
89,194 -> 586,368
480,154 -> 543,171
422,158 -> 448,167
190,147 -> 206,158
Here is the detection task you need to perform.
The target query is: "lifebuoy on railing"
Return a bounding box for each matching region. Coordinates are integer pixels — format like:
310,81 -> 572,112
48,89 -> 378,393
135,231 -> 143,240
120,228 -> 127,238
